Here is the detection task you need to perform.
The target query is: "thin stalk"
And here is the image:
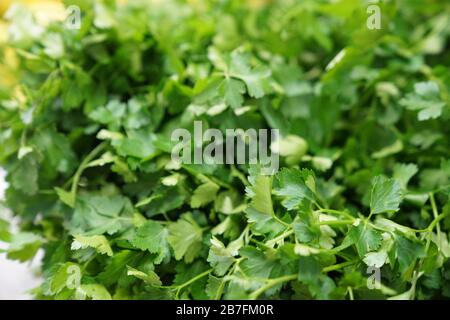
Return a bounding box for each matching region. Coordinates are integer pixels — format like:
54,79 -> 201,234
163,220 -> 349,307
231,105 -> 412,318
429,192 -> 441,245
271,213 -> 290,227
64,142 -> 107,192
322,260 -> 358,273
250,238 -> 271,250
154,268 -> 213,297
319,219 -> 354,227
314,208 -> 355,221
249,274 -> 297,300
265,229 -> 294,247
413,208 -> 449,233
347,286 -> 354,300
176,269 -> 213,291
231,164 -> 249,186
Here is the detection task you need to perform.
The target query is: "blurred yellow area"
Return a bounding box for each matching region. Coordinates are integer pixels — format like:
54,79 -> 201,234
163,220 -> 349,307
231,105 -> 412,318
2,0 -> 66,27
0,0 -> 12,16
1,0 -> 64,20
0,21 -> 7,43
0,0 -> 268,18
0,46 -> 18,91
0,1 -> 62,95
0,0 -> 66,44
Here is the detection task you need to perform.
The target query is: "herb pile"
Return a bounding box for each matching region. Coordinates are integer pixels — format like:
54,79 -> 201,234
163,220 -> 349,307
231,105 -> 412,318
1,0 -> 450,300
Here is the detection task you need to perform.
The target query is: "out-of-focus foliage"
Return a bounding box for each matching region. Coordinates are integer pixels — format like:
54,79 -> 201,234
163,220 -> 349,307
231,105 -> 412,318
1,0 -> 450,300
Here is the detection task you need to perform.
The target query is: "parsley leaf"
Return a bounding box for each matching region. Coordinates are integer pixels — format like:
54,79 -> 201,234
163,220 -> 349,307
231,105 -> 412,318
168,213 -> 203,263
370,175 -> 403,215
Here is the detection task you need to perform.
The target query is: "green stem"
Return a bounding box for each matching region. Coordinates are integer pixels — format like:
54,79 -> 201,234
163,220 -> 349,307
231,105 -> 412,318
265,229 -> 294,247
322,260 -> 358,273
213,258 -> 243,300
412,194 -> 444,296
413,207 -> 449,233
210,176 -> 233,190
174,268 -> 212,299
249,274 -> 297,300
249,238 -> 271,249
177,268 -> 213,291
38,189 -> 57,195
231,164 -> 249,186
272,213 -> 290,227
426,212 -> 448,232
82,256 -> 96,271
432,184 -> 450,194
319,219 -> 354,227
347,286 -> 354,300
154,268 -> 213,296
162,212 -> 172,222
314,208 -> 355,221
429,192 -> 441,244
67,142 -> 108,194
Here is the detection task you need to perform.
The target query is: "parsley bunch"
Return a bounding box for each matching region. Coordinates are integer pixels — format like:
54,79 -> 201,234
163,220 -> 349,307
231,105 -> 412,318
1,0 -> 450,300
